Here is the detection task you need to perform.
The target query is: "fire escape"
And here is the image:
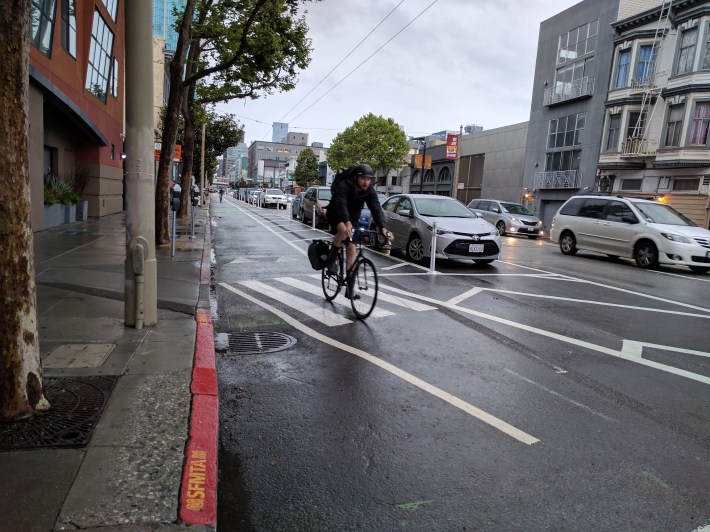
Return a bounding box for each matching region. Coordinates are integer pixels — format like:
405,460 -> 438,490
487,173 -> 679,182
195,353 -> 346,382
621,0 -> 672,158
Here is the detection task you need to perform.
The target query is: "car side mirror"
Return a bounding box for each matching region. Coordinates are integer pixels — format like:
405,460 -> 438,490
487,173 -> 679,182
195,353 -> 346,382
398,209 -> 411,217
622,215 -> 638,224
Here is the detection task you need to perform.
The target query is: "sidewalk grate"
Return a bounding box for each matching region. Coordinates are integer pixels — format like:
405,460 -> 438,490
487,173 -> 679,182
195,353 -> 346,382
227,332 -> 296,355
0,375 -> 117,451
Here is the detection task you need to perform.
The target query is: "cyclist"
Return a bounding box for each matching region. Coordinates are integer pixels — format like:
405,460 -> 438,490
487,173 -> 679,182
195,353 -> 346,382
326,164 -> 392,283
219,188 -> 224,202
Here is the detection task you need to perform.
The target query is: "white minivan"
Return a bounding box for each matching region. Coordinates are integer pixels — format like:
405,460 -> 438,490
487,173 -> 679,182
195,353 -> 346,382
550,194 -> 710,272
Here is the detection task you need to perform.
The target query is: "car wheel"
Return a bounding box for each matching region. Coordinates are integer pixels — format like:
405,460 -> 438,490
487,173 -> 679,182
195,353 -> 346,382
292,206 -> 298,219
299,208 -> 305,223
496,222 -> 506,236
406,234 -> 425,262
559,232 -> 577,255
474,259 -> 494,265
634,240 -> 659,269
689,266 -> 710,273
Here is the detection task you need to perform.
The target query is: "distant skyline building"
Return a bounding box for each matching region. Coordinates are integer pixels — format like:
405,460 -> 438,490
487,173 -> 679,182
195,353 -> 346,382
272,122 -> 288,143
153,0 -> 186,51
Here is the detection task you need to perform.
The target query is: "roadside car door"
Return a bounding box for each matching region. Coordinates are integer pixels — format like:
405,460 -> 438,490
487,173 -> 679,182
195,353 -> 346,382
382,197 -> 405,244
477,200 -> 493,224
597,200 -> 638,257
576,198 -> 611,250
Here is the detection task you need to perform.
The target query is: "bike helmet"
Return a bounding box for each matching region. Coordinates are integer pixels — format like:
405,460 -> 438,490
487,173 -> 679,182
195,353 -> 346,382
353,164 -> 374,177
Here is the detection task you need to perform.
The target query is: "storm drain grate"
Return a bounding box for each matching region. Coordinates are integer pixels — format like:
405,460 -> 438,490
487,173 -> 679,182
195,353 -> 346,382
227,332 -> 296,355
0,375 -> 117,451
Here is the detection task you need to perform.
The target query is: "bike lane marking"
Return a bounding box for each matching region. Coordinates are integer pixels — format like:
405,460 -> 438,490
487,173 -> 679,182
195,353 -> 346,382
220,282 -> 540,446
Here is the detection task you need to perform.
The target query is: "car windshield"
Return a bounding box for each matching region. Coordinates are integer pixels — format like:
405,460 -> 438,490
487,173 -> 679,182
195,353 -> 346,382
318,189 -> 332,201
413,197 -> 476,218
634,202 -> 697,226
501,202 -> 533,215
266,189 -> 283,195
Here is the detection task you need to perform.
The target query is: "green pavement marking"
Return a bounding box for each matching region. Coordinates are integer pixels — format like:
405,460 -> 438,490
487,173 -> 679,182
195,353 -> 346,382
237,316 -> 284,328
639,470 -> 669,490
396,500 -> 434,511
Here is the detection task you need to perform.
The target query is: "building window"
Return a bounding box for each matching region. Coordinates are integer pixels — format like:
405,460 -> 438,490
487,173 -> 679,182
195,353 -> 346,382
101,0 -> 118,21
664,105 -> 684,147
620,179 -> 642,191
672,178 -> 700,191
545,149 -> 581,172
554,57 -> 594,97
411,170 -> 420,184
690,102 -> 710,145
635,45 -> 655,85
676,27 -> 698,75
61,0 -> 76,58
703,23 -> 710,70
424,169 -> 435,183
627,111 -> 646,140
86,10 -> 114,102
615,49 -> 631,88
547,113 -> 585,149
437,166 -> 451,182
30,0 -> 57,56
111,58 -> 119,97
605,114 -> 621,151
557,19 -> 598,64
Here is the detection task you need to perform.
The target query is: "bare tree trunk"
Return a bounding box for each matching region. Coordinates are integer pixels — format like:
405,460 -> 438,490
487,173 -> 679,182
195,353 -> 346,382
179,91 -> 196,218
155,0 -> 197,244
0,0 -> 49,421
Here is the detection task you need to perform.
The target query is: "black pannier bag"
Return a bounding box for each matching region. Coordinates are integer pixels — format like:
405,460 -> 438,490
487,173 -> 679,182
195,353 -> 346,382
307,239 -> 330,270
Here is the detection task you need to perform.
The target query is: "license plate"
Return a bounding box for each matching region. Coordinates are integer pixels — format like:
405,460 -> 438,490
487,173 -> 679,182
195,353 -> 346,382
469,244 -> 484,253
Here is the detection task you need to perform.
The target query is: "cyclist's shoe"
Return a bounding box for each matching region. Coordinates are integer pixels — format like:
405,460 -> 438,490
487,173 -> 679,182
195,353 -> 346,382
326,246 -> 339,275
344,272 -> 360,300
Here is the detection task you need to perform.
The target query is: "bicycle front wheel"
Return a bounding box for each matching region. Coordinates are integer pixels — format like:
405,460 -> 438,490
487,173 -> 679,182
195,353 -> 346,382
349,257 -> 378,320
321,266 -> 341,301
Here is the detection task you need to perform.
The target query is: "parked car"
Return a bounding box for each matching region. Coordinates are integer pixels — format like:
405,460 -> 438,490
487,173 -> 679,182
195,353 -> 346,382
467,198 -> 544,239
262,188 -> 287,209
291,192 -> 305,220
300,186 -> 332,227
379,194 -> 501,264
550,193 -> 710,272
359,192 -> 388,246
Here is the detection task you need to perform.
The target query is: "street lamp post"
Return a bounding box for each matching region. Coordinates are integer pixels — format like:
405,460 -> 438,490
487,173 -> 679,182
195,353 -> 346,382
410,136 -> 427,194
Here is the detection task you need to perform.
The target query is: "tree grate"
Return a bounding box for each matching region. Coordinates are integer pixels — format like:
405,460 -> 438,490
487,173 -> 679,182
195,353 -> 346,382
0,375 -> 117,451
227,332 -> 296,355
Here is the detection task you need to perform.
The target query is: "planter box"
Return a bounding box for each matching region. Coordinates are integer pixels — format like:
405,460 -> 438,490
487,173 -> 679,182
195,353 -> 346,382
44,204 -> 64,229
63,203 -> 76,224
76,200 -> 89,221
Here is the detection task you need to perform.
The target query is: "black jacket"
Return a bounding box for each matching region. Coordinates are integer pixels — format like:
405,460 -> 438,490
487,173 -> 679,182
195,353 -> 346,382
327,175 -> 386,228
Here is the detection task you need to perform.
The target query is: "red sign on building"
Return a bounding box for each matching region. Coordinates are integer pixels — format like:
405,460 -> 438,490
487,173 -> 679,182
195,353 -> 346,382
446,134 -> 459,159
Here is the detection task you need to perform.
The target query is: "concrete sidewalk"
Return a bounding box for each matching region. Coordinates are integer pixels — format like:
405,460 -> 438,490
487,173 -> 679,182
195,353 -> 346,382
0,204 -> 216,531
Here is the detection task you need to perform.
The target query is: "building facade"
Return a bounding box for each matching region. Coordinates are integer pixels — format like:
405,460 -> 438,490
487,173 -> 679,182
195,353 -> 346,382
247,138 -> 328,187
523,0 -> 621,229
29,0 -> 126,229
152,0 -> 185,51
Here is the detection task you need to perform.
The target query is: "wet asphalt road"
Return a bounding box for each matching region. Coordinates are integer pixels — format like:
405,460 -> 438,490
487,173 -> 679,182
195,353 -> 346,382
211,195 -> 710,532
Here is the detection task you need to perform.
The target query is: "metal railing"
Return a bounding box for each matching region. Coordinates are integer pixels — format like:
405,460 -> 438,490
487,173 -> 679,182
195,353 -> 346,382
544,77 -> 595,106
629,70 -> 669,93
534,170 -> 581,189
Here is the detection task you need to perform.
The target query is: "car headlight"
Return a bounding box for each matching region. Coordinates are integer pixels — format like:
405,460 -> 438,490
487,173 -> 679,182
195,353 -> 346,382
510,217 -> 520,223
661,232 -> 691,244
489,230 -> 498,236
429,226 -> 453,235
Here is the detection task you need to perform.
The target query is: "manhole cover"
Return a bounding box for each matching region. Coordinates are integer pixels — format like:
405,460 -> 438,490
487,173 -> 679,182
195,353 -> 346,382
227,332 -> 296,355
0,375 -> 117,450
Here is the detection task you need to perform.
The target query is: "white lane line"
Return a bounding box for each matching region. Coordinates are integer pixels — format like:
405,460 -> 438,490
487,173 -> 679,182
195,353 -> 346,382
238,280 -> 351,326
378,282 -> 710,387
484,289 -> 710,319
376,290 -> 437,311
275,277 -> 395,318
381,262 -> 410,271
447,287 -> 485,306
220,282 -> 540,446
622,340 -> 710,359
504,369 -> 617,422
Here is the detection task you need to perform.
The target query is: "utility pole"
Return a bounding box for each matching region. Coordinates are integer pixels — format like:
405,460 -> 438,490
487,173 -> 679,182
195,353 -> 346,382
124,0 -> 157,328
200,122 -> 206,207
452,124 -> 463,201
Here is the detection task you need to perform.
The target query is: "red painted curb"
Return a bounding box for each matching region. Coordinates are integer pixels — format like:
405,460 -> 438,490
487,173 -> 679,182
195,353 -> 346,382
180,309 -> 218,526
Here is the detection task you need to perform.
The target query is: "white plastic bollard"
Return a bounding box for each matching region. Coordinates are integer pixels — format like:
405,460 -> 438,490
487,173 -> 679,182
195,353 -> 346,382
428,220 -> 438,275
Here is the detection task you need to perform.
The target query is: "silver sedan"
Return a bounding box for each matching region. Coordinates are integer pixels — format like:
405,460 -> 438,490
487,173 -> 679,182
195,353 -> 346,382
381,194 -> 501,264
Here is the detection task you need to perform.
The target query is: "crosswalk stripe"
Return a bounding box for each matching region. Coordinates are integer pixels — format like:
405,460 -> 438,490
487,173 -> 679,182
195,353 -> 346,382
238,280 -> 352,326
275,277 -> 395,318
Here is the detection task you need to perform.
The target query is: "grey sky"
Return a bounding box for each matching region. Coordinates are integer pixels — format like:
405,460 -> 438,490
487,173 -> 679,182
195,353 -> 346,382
218,0 -> 583,147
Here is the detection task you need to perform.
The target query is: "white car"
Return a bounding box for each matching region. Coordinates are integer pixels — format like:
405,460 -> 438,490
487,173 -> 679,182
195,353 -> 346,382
550,194 -> 710,273
381,194 -> 501,264
261,188 -> 287,209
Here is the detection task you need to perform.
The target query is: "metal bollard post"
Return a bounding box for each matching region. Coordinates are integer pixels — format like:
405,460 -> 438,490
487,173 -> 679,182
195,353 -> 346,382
428,220 -> 438,275
312,205 -> 316,229
190,203 -> 195,240
171,210 -> 177,257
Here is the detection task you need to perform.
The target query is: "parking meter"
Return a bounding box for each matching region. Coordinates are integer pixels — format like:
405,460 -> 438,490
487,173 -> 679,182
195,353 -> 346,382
190,184 -> 199,206
170,184 -> 182,211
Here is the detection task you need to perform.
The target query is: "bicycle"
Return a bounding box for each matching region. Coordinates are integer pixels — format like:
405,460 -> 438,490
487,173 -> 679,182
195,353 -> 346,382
321,228 -> 385,320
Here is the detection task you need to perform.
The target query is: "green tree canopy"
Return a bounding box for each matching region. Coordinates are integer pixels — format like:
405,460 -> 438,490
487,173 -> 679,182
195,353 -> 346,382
294,147 -> 319,187
193,107 -> 244,181
326,113 -> 410,180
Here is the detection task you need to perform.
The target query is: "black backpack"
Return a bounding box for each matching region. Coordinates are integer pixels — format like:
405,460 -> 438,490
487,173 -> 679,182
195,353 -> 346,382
307,239 -> 330,270
330,166 -> 356,195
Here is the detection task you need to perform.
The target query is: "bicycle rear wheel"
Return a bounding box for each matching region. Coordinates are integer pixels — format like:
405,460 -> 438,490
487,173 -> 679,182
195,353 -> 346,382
321,265 -> 341,301
349,257 -> 378,320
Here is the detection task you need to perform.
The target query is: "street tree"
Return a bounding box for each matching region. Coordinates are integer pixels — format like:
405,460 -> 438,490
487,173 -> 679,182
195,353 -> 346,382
294,147 -> 319,187
0,0 -> 50,421
326,113 -> 410,185
155,0 -> 316,245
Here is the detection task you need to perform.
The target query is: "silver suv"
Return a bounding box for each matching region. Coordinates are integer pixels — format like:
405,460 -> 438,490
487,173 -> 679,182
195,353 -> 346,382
467,199 -> 543,239
550,194 -> 710,273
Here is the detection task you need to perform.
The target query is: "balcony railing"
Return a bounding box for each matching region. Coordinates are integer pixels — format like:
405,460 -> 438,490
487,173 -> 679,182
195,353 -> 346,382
535,170 -> 581,189
544,77 -> 595,106
620,137 -> 657,157
629,70 -> 669,93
